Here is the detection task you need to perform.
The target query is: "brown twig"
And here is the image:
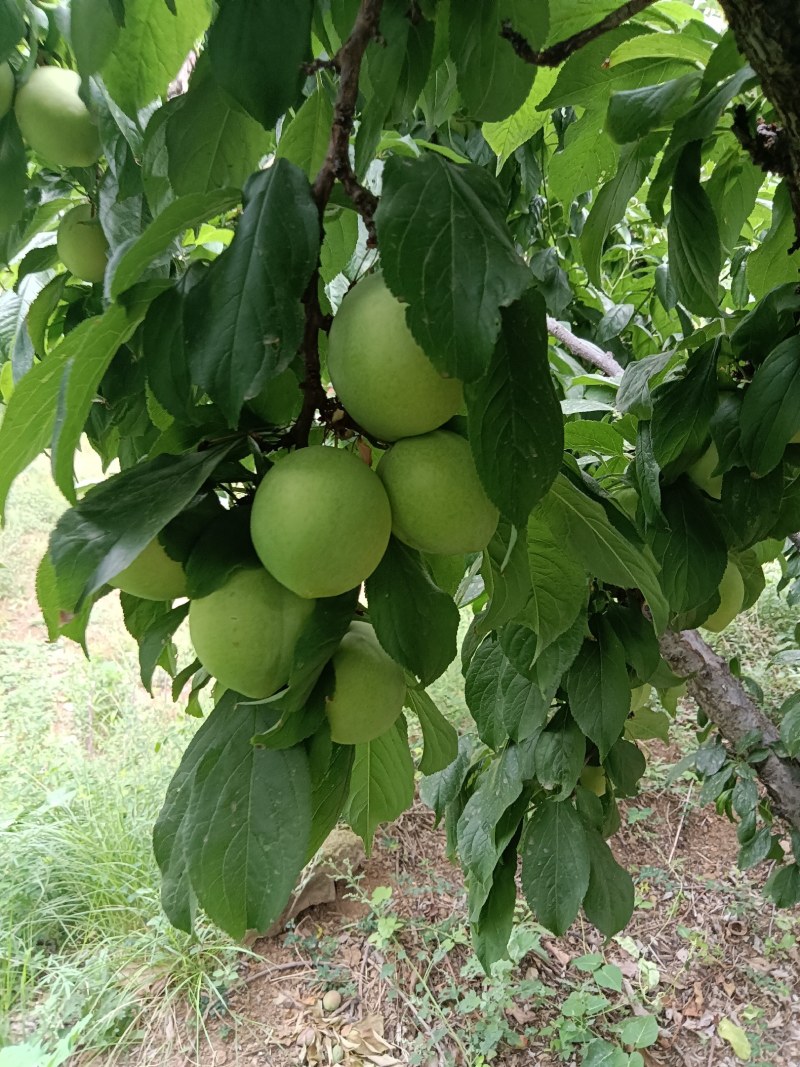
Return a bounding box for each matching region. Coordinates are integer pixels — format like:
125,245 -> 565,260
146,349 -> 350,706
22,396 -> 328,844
290,0 -> 385,448
546,315 -> 625,376
501,0 -> 658,67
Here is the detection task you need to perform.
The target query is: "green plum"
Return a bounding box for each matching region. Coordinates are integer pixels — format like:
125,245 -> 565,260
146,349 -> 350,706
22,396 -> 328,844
324,621 -> 406,744
57,203 -> 108,283
687,441 -> 723,500
701,560 -> 745,632
107,537 -> 188,601
247,367 -> 303,426
15,66 -> 101,167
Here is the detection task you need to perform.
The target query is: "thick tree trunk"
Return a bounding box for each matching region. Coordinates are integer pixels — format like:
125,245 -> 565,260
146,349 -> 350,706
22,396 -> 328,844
659,628 -> 800,834
718,0 -> 800,246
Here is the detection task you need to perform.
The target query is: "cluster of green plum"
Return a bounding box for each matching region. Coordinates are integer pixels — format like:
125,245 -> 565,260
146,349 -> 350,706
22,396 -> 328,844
2,63 -> 108,282
108,275 -> 499,744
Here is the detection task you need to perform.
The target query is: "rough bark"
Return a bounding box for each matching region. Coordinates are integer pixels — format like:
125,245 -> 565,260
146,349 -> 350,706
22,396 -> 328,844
718,0 -> 800,248
659,628 -> 800,834
546,316 -> 624,377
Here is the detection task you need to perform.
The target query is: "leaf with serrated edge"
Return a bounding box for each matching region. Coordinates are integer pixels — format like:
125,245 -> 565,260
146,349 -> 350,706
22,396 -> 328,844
521,798 -> 589,936
346,717 -> 415,853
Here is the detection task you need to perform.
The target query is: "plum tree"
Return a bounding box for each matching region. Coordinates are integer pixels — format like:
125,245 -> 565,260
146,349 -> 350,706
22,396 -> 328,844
327,273 -> 463,441
579,766 -> 607,797
630,684 -> 652,711
250,446 -> 392,598
0,63 -> 13,118
247,367 -> 303,426
701,561 -> 745,633
188,566 -> 315,699
686,442 -> 723,500
377,430 -> 498,554
324,620 -> 406,744
14,66 -> 101,167
57,203 -> 108,283
107,537 -> 188,601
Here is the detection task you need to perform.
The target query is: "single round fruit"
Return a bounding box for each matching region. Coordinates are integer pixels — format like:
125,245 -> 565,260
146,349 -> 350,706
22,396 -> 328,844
188,566 -> 315,699
580,765 -> 607,797
247,367 -> 302,426
790,430 -> 800,445
321,990 -> 342,1013
250,446 -> 392,599
701,560 -> 745,633
14,66 -> 101,167
57,203 -> 108,283
687,442 -> 723,500
629,684 -> 652,712
108,537 -> 188,601
0,62 -> 14,119
327,273 -> 463,441
377,430 -> 499,555
324,621 -> 406,744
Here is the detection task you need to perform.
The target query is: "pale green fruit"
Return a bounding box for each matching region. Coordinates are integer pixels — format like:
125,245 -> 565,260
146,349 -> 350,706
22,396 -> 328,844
247,368 -> 302,426
687,442 -> 723,500
324,621 -> 406,744
327,273 -> 463,441
250,446 -> 392,599
0,63 -> 14,119
629,684 -> 652,711
188,566 -> 315,699
377,430 -> 499,555
580,765 -> 607,797
790,430 -> 800,445
57,203 -> 108,283
701,560 -> 745,633
15,67 -> 101,168
108,538 -> 188,601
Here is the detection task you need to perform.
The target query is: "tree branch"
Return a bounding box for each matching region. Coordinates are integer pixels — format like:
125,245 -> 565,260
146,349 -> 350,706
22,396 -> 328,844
546,315 -> 625,377
290,0 -> 384,448
501,0 -> 658,68
659,628 -> 800,834
732,104 -> 793,178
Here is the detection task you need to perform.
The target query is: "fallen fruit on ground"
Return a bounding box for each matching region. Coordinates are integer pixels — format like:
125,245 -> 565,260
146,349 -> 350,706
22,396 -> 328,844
687,441 -> 723,500
250,446 -> 392,598
327,273 -> 463,441
188,566 -> 315,699
107,537 -> 188,601
0,63 -> 14,118
57,203 -> 108,283
14,66 -> 101,167
701,560 -> 745,633
324,621 -> 406,744
377,430 -> 499,555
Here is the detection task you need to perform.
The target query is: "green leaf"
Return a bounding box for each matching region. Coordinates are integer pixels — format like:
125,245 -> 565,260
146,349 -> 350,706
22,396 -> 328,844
780,697 -> 800,759
667,142 -> 721,317
365,537 -> 459,686
582,1039 -> 628,1067
471,837 -> 518,971
419,735 -> 474,825
49,445 -> 232,611
483,68 -> 558,172
539,25 -> 647,109
0,114 -> 26,236
764,863 -> 800,908
121,595 -> 188,693
526,514 -> 587,655
102,0 -> 211,115
479,521 -> 532,635
0,303 -> 150,521
186,160 -> 319,423
740,338 -> 800,476
607,73 -> 700,144
208,0 -> 312,129
567,617 -> 631,759
405,687 -> 458,775
70,0 -> 121,76
549,105 -> 619,208
619,1015 -> 659,1050
306,738 -> 355,859
605,738 -> 646,796
650,344 -> 718,467
0,0 -> 23,61
165,66 -> 273,195
345,716 -> 415,853
450,0 -> 535,122
276,88 -> 334,180
649,482 -> 727,614
109,190 -> 239,299
154,691 -> 312,938
538,476 -> 668,632
465,289 -> 563,526
532,706 -> 585,799
465,638 -> 548,750
520,798 -> 590,936
747,183 -> 800,299
375,153 -> 531,382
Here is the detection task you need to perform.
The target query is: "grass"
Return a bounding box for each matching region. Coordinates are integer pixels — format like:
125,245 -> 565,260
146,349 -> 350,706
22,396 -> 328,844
0,460 -> 799,1064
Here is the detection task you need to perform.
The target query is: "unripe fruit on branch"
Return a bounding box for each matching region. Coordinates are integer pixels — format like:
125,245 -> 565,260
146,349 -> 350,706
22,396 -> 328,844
246,367 -> 303,426
377,430 -> 499,555
686,441 -> 723,500
700,560 -> 745,633
188,566 -> 315,699
57,204 -> 108,283
580,765 -> 607,797
15,67 -> 101,167
0,63 -> 14,119
250,446 -> 392,599
324,621 -> 406,744
108,538 -> 188,601
327,273 -> 463,441
629,684 -> 651,711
